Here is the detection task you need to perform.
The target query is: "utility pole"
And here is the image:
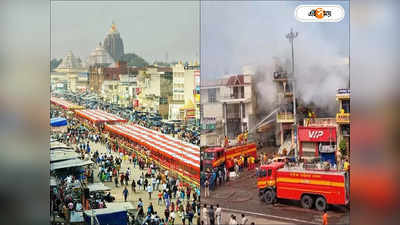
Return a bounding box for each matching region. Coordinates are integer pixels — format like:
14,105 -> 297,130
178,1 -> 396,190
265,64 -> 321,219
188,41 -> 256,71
286,28 -> 299,159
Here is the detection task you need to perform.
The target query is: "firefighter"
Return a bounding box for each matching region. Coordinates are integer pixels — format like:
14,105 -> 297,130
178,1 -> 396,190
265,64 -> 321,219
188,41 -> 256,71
247,157 -> 251,170
237,133 -> 243,145
343,159 -> 349,171
243,129 -> 248,144
250,156 -> 255,170
224,136 -> 229,147
240,155 -> 245,171
322,210 -> 328,225
263,153 -> 268,165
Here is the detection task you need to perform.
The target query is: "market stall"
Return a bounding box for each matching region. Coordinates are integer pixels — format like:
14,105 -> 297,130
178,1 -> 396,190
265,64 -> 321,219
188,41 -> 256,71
105,123 -> 200,185
74,109 -> 126,131
51,97 -> 84,111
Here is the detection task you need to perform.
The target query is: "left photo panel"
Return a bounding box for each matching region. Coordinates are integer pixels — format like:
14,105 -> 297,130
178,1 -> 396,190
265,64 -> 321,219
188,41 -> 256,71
50,1 -> 200,225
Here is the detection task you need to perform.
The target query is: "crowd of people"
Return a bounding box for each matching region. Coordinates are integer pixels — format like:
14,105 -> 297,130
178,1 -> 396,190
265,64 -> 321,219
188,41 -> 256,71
51,106 -> 203,225
200,204 -> 254,225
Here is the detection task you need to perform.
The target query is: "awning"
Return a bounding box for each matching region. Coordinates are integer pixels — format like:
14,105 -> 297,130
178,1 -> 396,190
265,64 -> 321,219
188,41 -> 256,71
75,109 -> 126,123
87,183 -> 111,192
50,150 -> 80,162
50,176 -> 57,186
50,141 -> 73,150
50,97 -> 84,110
84,202 -> 134,216
105,123 -> 200,169
50,117 -> 67,127
50,158 -> 93,171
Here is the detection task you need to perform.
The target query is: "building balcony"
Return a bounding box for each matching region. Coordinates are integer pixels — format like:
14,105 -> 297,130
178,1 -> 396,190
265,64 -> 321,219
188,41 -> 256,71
304,118 -> 337,127
336,88 -> 351,100
284,92 -> 293,97
220,95 -> 250,104
226,112 -> 240,119
336,112 -> 350,124
276,112 -> 295,123
273,71 -> 289,82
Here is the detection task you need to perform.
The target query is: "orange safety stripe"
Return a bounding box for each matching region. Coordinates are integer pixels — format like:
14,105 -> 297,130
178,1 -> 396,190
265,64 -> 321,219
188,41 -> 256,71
277,177 -> 344,187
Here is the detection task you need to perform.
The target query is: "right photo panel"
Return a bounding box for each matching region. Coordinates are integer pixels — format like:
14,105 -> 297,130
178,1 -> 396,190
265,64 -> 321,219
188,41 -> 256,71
200,1 -> 350,225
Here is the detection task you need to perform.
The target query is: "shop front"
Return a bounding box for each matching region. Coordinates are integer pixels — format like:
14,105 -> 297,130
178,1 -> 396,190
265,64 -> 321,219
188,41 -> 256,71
298,126 -> 337,165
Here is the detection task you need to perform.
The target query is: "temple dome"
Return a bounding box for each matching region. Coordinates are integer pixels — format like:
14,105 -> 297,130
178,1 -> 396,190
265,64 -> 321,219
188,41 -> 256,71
55,51 -> 83,73
87,42 -> 115,67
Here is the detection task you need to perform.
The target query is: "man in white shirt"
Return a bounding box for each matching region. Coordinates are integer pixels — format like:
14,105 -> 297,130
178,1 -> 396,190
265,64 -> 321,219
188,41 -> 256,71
202,204 -> 209,225
215,204 -> 222,225
241,214 -> 248,225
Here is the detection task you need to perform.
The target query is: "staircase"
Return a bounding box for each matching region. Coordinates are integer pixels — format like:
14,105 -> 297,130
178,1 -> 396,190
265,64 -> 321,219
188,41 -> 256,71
278,137 -> 292,155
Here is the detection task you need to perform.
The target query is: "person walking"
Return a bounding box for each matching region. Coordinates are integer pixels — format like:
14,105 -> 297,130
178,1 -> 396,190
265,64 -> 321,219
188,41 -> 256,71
123,187 -> 129,202
241,214 -> 248,225
215,204 -> 222,225
158,191 -> 163,205
322,210 -> 328,225
204,179 -> 210,198
229,215 -> 238,225
147,184 -> 153,200
114,176 -> 119,187
131,179 -> 136,193
208,205 -> 215,225
202,204 -> 209,225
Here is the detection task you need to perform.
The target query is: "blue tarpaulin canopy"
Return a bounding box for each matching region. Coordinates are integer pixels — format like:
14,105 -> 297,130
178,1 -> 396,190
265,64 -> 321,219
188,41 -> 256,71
51,117 -> 67,127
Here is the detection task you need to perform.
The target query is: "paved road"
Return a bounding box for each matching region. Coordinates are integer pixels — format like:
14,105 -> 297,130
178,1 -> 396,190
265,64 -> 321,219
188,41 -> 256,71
83,140 -> 198,224
201,169 -> 349,225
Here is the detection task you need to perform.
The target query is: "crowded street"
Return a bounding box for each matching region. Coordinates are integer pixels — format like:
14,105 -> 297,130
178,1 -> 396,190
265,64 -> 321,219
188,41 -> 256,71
50,98 -> 201,225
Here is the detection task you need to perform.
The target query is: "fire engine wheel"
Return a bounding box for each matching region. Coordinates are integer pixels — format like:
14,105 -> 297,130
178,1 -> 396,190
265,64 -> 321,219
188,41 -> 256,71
263,190 -> 275,204
301,195 -> 314,209
315,196 -> 327,211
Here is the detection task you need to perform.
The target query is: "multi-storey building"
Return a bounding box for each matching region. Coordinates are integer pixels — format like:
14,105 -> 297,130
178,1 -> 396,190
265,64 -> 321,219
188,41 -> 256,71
273,70 -> 296,151
220,74 -> 255,138
88,61 -> 127,97
336,88 -> 350,157
135,65 -> 172,117
169,62 -> 200,121
200,74 -> 256,145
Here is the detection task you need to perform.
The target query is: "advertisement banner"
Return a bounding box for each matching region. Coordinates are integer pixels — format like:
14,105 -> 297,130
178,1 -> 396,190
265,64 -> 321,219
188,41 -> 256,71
298,126 -> 336,142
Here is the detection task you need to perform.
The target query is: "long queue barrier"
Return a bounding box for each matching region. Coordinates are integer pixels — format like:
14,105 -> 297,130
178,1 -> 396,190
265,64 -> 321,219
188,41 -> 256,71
107,137 -> 200,187
63,105 -> 200,188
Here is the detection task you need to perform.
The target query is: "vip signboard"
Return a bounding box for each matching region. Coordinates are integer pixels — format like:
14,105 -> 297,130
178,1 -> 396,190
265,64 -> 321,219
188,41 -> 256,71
298,126 -> 336,142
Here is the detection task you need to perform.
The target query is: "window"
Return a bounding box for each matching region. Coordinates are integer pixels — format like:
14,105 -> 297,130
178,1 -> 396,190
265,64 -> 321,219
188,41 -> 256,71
242,104 -> 246,118
208,88 -> 217,103
258,169 -> 267,177
342,100 -> 350,113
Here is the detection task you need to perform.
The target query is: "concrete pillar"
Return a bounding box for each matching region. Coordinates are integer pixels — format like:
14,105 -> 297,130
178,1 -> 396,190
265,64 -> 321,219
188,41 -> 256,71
223,103 -> 227,137
280,123 -> 284,146
240,102 -> 243,133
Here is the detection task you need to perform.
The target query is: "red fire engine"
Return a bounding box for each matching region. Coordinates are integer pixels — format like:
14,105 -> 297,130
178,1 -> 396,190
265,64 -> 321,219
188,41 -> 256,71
202,143 -> 257,171
257,162 -> 349,211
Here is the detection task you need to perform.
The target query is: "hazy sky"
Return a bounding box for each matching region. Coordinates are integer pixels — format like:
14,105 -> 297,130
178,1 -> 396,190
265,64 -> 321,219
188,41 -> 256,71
51,1 -> 200,63
201,1 -> 349,81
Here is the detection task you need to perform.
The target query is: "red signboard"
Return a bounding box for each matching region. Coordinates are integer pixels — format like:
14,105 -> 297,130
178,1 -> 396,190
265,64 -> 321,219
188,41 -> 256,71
298,126 -> 336,142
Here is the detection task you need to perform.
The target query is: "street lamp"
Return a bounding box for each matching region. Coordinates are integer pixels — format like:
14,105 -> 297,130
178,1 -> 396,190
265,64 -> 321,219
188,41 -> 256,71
286,28 -> 299,159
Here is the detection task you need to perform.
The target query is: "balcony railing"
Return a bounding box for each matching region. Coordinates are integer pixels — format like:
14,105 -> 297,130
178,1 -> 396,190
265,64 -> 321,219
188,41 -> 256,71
336,113 -> 350,124
276,112 -> 295,123
226,112 -> 240,119
273,71 -> 289,81
304,118 -> 337,127
220,94 -> 245,100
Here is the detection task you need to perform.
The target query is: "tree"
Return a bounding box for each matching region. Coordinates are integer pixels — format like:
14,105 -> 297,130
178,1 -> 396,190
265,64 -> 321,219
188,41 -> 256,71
50,58 -> 62,71
120,53 -> 149,67
339,139 -> 347,157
